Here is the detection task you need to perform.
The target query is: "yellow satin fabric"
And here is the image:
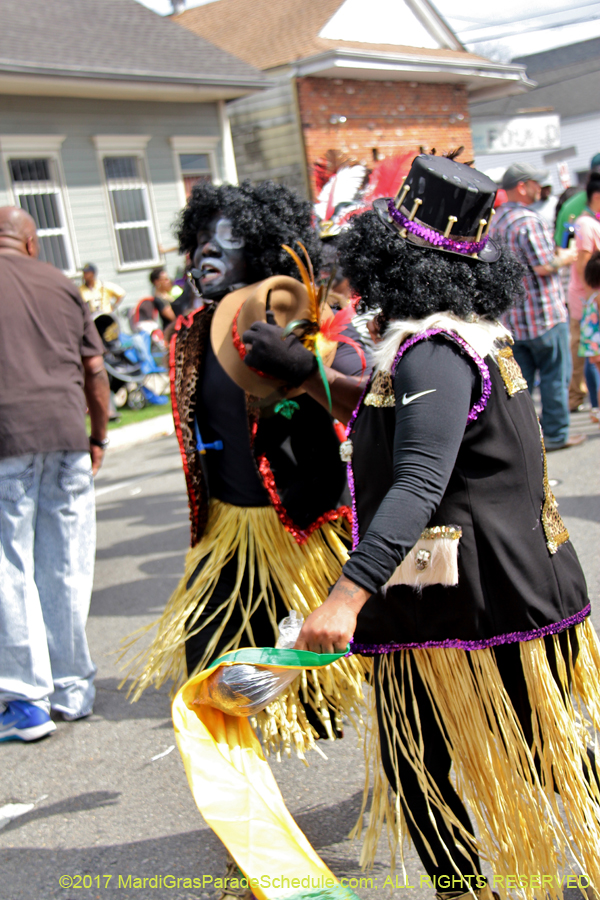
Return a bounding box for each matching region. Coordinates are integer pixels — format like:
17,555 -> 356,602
173,659 -> 351,900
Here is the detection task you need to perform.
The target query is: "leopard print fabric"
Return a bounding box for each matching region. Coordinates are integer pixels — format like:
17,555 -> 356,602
171,307 -> 214,547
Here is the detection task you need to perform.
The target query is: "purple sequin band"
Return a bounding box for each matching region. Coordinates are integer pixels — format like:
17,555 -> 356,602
387,200 -> 490,256
346,380 -> 370,550
345,330 -> 491,549
392,329 -> 491,424
349,604 -> 591,654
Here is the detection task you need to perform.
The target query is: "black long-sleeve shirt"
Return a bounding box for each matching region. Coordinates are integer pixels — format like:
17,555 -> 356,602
343,338 -> 479,593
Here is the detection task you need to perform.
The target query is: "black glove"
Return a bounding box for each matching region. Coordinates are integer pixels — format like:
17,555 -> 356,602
242,321 -> 317,387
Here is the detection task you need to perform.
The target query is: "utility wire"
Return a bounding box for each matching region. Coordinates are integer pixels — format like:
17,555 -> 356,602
450,0 -> 600,32
462,11 -> 600,41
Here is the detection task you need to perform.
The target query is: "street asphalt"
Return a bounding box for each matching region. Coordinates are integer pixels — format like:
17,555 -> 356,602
1,409 -> 598,900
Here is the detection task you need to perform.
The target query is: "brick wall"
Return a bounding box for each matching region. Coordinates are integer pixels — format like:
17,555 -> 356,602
296,77 -> 473,198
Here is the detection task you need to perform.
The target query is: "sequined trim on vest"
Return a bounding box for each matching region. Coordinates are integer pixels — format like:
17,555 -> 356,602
364,370 -> 395,407
171,307 -> 214,548
392,329 -> 492,423
345,329 -> 492,551
349,603 -> 591,653
539,424 -> 569,555
497,345 -> 528,396
172,306 -> 351,549
421,525 -> 462,540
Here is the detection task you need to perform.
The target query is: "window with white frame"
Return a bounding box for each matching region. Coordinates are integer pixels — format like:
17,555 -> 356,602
7,156 -> 75,272
170,136 -> 220,207
102,154 -> 159,267
179,153 -> 213,199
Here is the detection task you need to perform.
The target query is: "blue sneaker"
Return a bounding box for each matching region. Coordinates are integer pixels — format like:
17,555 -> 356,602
0,701 -> 56,742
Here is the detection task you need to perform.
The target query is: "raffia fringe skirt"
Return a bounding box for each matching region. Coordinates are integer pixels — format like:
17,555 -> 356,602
352,618 -> 600,898
121,498 -> 367,758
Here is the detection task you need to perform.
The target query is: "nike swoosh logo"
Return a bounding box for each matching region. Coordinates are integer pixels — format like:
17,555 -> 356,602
401,389 -> 437,405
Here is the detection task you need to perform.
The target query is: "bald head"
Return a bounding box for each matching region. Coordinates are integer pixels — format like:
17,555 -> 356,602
0,207 -> 39,257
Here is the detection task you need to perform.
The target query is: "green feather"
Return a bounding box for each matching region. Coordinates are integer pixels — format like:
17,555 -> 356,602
314,344 -> 332,413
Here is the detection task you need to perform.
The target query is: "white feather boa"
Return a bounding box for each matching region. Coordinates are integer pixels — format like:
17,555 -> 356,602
372,312 -> 511,374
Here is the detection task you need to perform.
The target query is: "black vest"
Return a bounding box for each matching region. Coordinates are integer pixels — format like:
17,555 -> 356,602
351,335 -> 589,651
171,305 -> 349,547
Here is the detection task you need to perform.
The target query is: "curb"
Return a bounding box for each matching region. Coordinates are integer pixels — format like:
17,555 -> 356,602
106,414 -> 175,452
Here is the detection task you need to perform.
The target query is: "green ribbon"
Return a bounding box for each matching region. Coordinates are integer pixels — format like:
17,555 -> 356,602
211,645 -> 350,670
314,344 -> 332,413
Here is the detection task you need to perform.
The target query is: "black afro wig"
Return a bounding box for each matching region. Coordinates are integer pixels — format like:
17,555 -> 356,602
176,180 -> 321,284
337,209 -> 525,321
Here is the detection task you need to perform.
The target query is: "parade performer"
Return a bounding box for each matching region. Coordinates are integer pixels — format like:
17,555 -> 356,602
123,181 -> 367,759
243,154 -> 600,898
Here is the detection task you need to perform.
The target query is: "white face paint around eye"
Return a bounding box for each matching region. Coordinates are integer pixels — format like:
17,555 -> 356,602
215,218 -> 245,251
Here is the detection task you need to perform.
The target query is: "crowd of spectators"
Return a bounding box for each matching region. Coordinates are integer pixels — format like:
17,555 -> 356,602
490,152 -> 600,449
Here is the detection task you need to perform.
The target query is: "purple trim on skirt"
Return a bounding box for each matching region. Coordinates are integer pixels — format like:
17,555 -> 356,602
391,328 -> 491,423
349,604 -> 591,654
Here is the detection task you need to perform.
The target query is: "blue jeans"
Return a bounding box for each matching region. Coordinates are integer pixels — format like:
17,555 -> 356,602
585,359 -> 600,408
512,322 -> 571,447
0,451 -> 96,716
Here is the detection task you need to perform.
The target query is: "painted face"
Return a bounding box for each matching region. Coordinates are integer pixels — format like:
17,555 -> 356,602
193,214 -> 247,301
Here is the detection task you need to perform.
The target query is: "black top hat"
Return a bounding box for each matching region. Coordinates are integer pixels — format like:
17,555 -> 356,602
373,154 -> 501,263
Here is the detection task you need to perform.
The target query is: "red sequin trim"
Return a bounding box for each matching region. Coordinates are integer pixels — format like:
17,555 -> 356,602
231,307 -> 275,381
232,306 -> 248,359
257,454 -> 351,545
169,320 -> 199,543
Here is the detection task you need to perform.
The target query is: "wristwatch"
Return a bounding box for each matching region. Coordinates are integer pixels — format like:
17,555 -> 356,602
89,436 -> 110,449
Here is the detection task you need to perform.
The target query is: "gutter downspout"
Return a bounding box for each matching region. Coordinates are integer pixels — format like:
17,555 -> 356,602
218,99 -> 238,185
291,77 -> 312,201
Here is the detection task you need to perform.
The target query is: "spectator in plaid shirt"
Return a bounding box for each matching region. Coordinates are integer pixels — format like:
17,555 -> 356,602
491,163 -> 582,450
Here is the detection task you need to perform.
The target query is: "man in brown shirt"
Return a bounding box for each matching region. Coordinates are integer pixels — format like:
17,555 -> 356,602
0,207 -> 110,742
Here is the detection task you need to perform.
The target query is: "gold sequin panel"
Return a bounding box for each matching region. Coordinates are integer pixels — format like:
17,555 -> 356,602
364,370 -> 395,407
421,525 -> 462,541
539,424 -> 569,554
497,345 -> 528,396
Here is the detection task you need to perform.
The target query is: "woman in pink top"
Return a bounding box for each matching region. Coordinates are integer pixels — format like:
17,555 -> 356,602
568,174 -> 600,415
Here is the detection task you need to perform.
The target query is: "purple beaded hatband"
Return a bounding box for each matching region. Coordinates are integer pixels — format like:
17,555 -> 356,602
387,201 -> 490,256
372,153 -> 501,263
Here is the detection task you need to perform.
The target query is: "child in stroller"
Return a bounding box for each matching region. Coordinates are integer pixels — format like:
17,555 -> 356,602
93,312 -> 169,410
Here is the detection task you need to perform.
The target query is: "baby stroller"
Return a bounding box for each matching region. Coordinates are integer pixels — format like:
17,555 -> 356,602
93,312 -> 169,410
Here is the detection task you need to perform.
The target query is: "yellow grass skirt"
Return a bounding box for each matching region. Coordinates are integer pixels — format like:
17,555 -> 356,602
122,499 -> 366,757
353,619 -> 600,899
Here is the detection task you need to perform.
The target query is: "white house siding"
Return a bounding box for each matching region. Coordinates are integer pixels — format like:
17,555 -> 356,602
227,78 -> 308,198
560,114 -> 600,183
0,95 -> 223,306
473,113 -> 600,197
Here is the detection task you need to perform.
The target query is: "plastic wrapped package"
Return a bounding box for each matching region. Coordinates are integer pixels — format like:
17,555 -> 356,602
193,612 -> 304,717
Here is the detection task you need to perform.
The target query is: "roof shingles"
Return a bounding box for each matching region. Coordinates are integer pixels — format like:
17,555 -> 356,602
175,0 -> 489,70
0,0 -> 264,85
